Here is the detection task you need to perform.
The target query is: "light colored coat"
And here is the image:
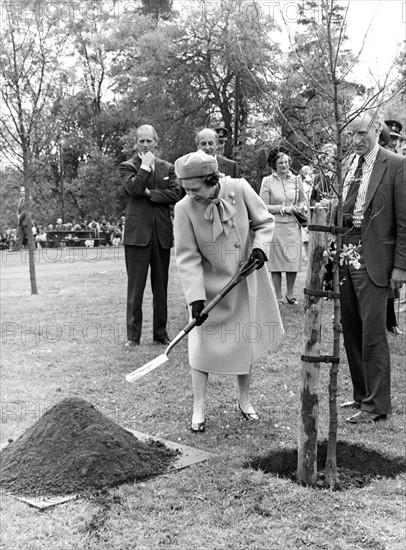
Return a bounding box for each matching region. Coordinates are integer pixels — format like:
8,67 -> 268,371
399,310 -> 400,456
174,176 -> 284,375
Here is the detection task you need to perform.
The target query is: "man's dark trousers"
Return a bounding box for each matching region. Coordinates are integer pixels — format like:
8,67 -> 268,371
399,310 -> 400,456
125,225 -> 170,343
339,232 -> 391,415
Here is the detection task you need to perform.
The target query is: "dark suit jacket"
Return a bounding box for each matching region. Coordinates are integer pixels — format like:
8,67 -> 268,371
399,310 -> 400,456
118,156 -> 179,248
217,155 -> 240,178
338,147 -> 406,287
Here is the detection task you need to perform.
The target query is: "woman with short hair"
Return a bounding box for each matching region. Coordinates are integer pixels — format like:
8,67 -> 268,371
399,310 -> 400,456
260,152 -> 307,305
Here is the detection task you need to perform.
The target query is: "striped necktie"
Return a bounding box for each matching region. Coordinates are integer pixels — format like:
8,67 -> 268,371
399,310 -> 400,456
343,156 -> 364,223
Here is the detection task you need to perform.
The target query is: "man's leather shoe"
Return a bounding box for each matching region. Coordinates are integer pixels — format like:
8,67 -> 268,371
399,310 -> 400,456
340,400 -> 361,409
346,411 -> 387,424
154,337 -> 170,345
124,339 -> 139,347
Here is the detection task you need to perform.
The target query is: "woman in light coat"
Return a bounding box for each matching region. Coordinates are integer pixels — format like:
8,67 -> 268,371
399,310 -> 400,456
260,152 -> 307,305
174,151 -> 284,432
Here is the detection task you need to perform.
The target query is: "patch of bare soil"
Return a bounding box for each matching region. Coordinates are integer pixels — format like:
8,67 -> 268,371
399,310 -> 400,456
245,440 -> 406,490
0,397 -> 178,496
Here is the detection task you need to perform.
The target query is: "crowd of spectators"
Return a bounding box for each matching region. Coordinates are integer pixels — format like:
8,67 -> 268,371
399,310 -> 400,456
0,216 -> 126,250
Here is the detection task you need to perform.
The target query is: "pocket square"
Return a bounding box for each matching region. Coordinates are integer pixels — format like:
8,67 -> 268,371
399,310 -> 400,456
163,176 -> 169,180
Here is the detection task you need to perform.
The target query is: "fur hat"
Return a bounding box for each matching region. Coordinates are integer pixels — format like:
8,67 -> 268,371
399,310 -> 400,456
175,151 -> 218,179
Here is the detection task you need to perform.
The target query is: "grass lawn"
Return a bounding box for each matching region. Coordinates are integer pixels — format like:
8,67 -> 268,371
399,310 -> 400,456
1,246 -> 405,550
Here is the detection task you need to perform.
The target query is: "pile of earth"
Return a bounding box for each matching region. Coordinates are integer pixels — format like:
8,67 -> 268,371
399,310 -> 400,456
0,397 -> 178,496
245,440 -> 406,490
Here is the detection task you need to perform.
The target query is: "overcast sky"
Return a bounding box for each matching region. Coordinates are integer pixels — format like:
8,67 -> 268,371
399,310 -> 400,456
345,0 -> 405,79
177,0 -> 405,83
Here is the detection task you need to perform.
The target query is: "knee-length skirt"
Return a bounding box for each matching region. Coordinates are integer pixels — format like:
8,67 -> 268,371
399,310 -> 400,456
268,219 -> 302,272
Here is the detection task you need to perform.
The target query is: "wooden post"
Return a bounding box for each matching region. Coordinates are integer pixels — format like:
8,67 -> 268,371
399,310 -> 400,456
297,206 -> 328,485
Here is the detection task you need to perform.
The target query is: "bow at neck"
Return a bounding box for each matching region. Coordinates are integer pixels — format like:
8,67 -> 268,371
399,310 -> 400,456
204,197 -> 236,241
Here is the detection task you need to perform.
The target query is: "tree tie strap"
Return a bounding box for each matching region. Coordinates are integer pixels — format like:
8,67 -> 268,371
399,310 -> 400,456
304,288 -> 340,300
301,355 -> 340,364
307,225 -> 346,235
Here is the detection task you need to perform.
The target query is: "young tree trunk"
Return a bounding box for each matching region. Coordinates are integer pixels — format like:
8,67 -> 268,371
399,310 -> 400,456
325,232 -> 343,488
25,211 -> 38,295
23,157 -> 38,295
297,206 -> 328,485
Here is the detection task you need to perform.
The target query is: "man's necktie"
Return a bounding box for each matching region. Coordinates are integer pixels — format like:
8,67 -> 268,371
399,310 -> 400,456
343,156 -> 364,224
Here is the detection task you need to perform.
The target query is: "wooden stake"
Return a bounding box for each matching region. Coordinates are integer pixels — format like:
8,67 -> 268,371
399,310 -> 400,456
297,207 -> 328,486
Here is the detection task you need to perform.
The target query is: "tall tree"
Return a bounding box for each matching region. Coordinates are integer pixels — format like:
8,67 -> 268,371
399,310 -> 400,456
0,0 -> 70,293
109,0 -> 279,160
273,0 -> 365,169
140,0 -> 174,21
179,0 -> 279,156
68,0 -> 117,151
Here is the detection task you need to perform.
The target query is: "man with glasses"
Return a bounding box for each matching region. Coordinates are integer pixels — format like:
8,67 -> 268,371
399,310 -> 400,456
337,111 -> 406,424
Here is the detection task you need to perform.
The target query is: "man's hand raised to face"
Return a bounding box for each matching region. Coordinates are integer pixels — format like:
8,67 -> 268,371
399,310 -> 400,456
141,151 -> 155,168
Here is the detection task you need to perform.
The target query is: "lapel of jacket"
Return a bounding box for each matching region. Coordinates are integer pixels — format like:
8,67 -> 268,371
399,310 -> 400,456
129,156 -> 142,171
341,154 -> 354,186
363,147 -> 387,213
153,159 -> 164,187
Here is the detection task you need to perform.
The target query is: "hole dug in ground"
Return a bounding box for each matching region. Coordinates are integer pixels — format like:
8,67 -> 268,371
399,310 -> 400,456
244,440 -> 406,490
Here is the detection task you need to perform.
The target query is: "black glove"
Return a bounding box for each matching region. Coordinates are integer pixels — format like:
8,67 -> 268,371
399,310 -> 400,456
249,248 -> 267,269
191,300 -> 209,326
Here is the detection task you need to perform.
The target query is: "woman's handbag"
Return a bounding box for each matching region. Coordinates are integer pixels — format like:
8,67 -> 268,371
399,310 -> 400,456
292,210 -> 308,227
292,177 -> 309,227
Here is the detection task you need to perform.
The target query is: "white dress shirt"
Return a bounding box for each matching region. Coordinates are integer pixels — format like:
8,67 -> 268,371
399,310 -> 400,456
343,143 -> 379,227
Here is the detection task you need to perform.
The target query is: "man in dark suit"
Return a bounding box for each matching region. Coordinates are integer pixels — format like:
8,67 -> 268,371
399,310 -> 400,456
196,128 -> 239,178
119,124 -> 180,346
338,111 -> 406,423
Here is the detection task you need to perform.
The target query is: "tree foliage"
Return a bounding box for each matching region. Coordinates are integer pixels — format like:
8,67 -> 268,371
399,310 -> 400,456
273,0 -> 365,168
1,0 -> 403,234
140,0 -> 175,21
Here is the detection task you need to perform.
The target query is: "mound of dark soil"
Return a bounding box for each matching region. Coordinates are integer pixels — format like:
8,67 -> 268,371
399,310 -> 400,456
0,397 -> 178,496
245,440 -> 406,490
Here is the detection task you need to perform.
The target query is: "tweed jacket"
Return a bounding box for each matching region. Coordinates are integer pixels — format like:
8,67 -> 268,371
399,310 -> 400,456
335,147 -> 406,287
119,156 -> 180,248
360,147 -> 406,286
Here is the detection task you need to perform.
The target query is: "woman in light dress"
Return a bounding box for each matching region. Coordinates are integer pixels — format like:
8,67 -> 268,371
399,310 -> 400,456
260,152 -> 307,305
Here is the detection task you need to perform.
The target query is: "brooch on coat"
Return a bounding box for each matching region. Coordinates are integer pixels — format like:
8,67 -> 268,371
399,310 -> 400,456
228,191 -> 236,204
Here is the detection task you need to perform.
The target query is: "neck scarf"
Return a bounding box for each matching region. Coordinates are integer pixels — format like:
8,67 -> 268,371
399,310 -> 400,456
204,196 -> 236,241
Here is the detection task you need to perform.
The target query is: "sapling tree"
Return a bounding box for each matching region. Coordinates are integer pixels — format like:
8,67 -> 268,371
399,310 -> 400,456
269,0 -> 403,487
